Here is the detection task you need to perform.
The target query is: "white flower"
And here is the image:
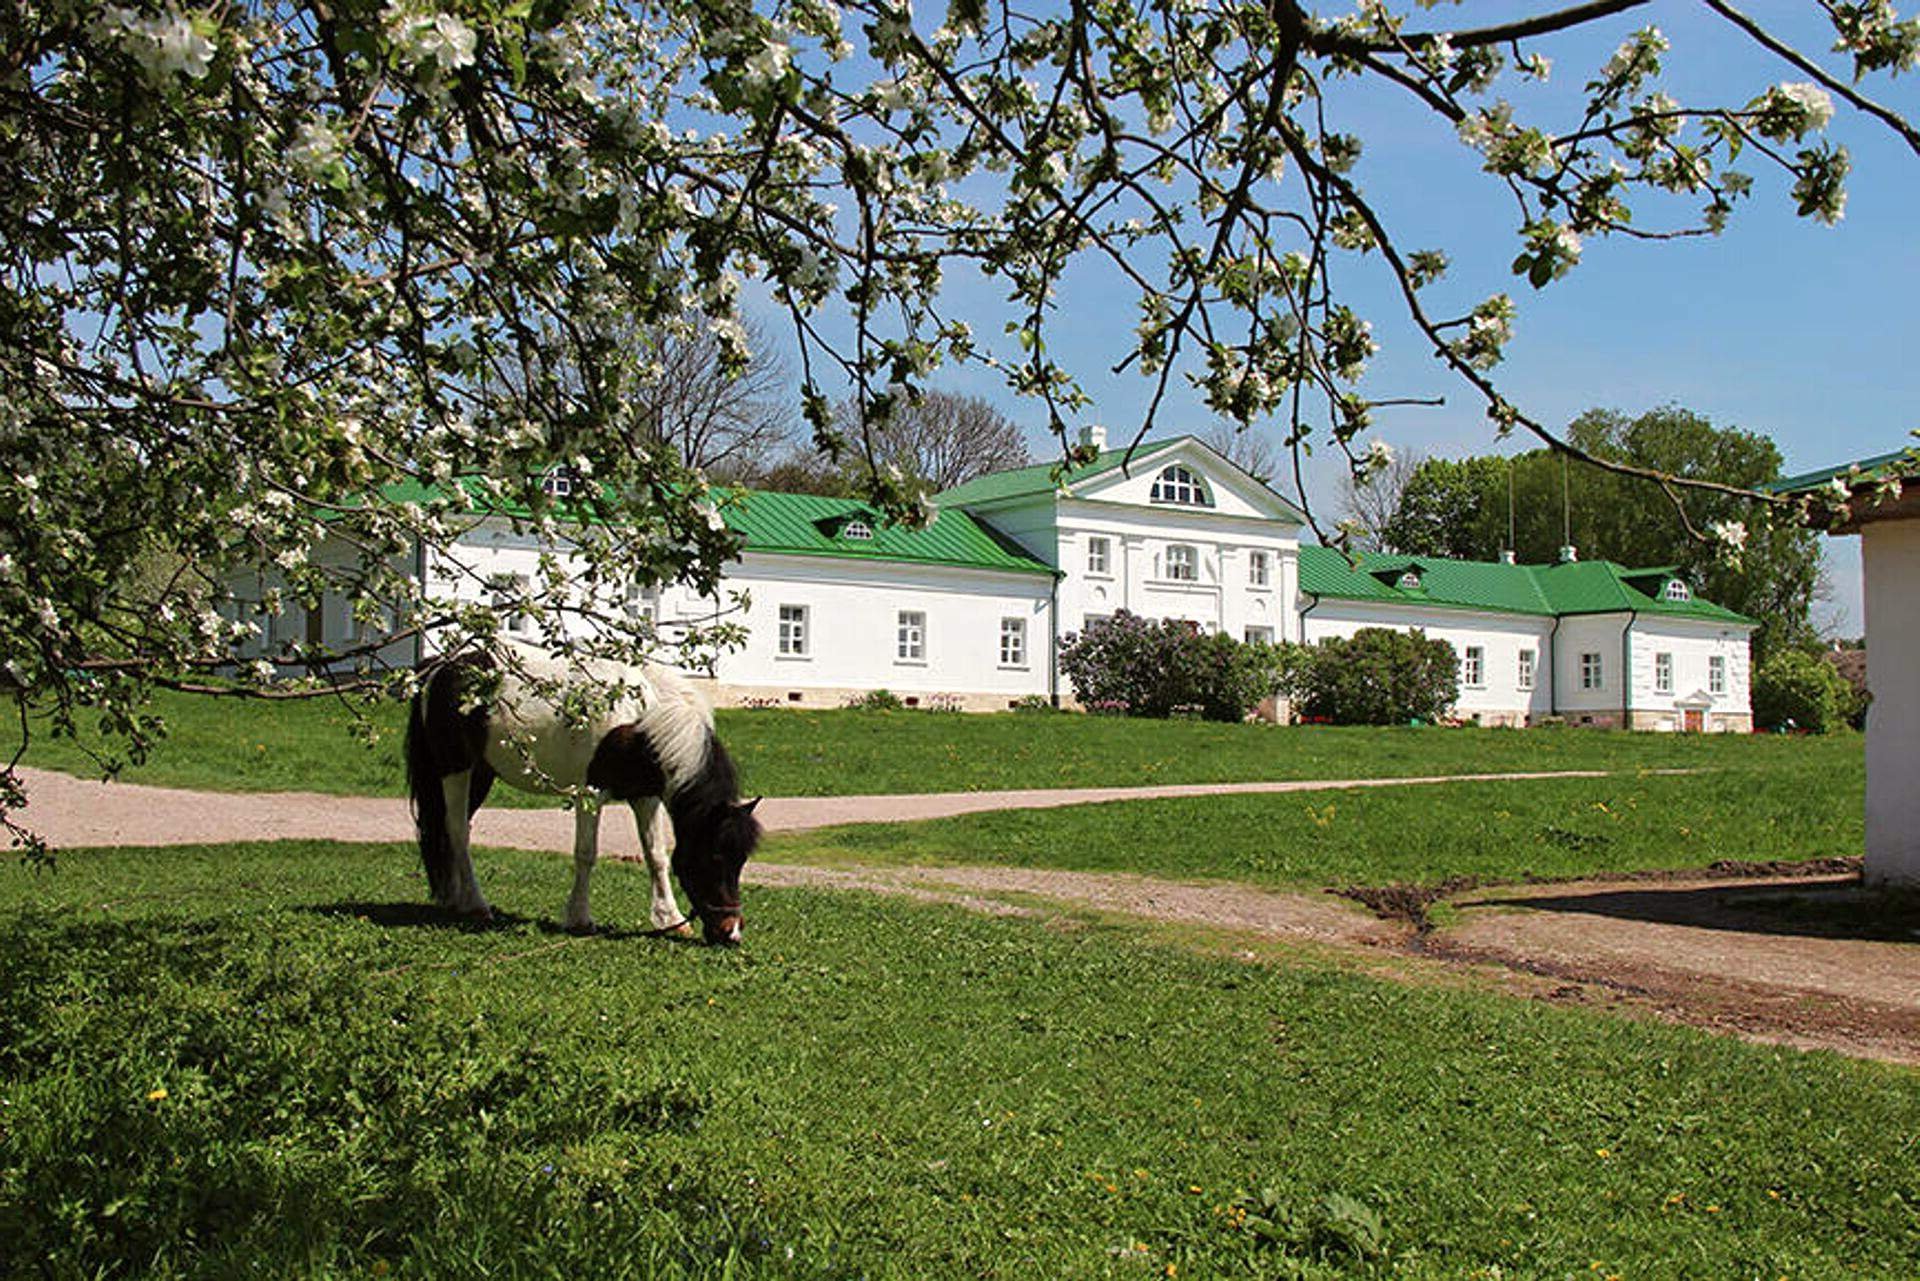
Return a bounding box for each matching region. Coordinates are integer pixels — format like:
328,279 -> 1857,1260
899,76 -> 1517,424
1776,82 -> 1834,130
143,12 -> 216,79
1364,439 -> 1396,472
744,37 -> 792,87
287,120 -> 342,176
387,7 -> 478,73
1708,519 -> 1748,552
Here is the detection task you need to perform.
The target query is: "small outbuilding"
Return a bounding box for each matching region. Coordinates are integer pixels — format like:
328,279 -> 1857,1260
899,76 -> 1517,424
1774,447 -> 1920,888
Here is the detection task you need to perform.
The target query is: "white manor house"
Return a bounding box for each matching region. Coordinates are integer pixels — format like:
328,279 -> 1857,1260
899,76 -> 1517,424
253,429 -> 1756,730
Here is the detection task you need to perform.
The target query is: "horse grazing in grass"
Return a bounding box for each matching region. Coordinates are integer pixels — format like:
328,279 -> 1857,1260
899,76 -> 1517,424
404,641 -> 760,945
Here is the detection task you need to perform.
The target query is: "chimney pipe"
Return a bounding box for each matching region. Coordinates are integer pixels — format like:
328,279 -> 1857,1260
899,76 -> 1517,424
1078,424 -> 1107,450
1557,545 -> 1578,564
1499,549 -> 1517,565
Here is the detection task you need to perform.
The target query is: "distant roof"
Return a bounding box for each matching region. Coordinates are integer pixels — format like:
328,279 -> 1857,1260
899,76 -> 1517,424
1768,447 -> 1916,494
1298,546 -> 1753,625
936,434 -> 1306,520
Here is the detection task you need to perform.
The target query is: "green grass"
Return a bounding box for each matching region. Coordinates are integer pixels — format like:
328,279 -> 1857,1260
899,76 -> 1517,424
2,841 -> 1914,1278
768,762 -> 1864,890
4,687 -> 1862,801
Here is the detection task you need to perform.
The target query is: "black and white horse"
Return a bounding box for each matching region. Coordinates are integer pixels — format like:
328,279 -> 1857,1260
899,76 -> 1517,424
404,640 -> 760,945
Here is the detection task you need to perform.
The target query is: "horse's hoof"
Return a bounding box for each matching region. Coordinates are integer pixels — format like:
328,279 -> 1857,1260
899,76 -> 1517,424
461,906 -> 494,924
565,920 -> 596,936
668,921 -> 695,939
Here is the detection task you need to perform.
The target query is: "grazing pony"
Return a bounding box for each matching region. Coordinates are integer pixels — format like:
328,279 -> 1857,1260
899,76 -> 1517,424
404,640 -> 760,944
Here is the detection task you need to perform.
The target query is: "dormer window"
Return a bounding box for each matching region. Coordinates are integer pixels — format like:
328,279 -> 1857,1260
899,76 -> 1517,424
541,467 -> 575,498
1397,570 -> 1422,591
1150,465 -> 1212,507
1662,579 -> 1691,602
842,519 -> 874,541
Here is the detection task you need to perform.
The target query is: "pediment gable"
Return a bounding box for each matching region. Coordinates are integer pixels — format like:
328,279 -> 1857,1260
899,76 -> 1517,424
1068,438 -> 1304,524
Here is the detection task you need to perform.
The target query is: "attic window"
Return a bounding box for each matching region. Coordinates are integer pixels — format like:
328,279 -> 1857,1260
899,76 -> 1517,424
541,468 -> 575,498
1662,579 -> 1692,602
1397,570 -> 1422,591
1150,464 -> 1212,507
842,519 -> 874,541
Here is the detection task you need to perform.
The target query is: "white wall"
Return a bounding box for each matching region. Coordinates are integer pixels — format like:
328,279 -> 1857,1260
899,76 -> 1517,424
1863,518 -> 1920,885
1302,602 -> 1555,722
1624,621 -> 1753,731
661,553 -> 1055,701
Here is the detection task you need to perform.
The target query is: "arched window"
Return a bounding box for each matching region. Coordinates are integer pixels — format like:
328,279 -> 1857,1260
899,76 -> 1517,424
1397,570 -> 1422,591
1662,578 -> 1691,602
842,519 -> 874,541
1150,464 -> 1212,507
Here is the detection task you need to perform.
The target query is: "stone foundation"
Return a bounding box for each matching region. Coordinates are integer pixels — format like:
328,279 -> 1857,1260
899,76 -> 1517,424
692,678 -> 1046,713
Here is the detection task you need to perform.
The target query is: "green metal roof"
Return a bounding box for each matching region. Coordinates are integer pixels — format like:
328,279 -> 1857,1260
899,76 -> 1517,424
1298,546 -> 1752,625
718,490 -> 1055,576
1767,447 -> 1916,494
373,478 -> 1054,577
936,435 -> 1307,521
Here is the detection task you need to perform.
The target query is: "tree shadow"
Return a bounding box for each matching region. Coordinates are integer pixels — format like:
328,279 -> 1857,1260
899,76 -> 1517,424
1468,876 -> 1920,944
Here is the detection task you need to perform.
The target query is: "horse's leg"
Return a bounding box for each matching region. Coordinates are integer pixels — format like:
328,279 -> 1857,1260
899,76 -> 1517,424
563,802 -> 601,934
632,797 -> 689,936
441,769 -> 492,921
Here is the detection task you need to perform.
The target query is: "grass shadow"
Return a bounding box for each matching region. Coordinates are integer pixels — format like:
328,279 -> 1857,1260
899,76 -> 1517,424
303,900 -> 541,931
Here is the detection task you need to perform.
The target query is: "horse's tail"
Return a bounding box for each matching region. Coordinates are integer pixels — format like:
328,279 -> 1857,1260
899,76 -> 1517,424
406,666 -> 456,903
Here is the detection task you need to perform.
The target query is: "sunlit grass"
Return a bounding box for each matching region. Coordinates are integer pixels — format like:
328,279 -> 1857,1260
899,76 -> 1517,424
1,840 -> 1912,1278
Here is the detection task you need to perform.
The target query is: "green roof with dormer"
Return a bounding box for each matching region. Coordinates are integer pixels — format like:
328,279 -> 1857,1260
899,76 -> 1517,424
1298,546 -> 1753,625
717,489 -> 1056,576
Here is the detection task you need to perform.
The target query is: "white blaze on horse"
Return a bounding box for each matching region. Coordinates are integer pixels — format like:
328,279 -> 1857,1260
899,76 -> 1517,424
404,641 -> 761,945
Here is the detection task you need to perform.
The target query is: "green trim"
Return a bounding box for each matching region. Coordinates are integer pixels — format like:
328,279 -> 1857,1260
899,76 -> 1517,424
1768,447 -> 1916,494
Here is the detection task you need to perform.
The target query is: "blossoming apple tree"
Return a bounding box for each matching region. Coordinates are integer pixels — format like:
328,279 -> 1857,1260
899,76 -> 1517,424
4,0 -> 1918,856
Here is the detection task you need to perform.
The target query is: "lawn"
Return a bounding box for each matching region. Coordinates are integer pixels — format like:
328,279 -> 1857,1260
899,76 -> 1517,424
4,686 -> 1861,801
765,761 -> 1865,890
2,841 -> 1914,1279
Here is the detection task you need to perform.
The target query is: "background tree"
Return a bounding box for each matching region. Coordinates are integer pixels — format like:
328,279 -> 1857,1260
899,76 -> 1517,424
629,319 -> 799,483
1199,422 -> 1282,485
1338,446 -> 1425,552
1378,408 -> 1824,659
835,391 -> 1030,493
6,2 -> 1918,852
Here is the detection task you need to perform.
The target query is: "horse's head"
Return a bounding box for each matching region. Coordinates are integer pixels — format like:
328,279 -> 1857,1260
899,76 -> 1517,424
672,796 -> 761,946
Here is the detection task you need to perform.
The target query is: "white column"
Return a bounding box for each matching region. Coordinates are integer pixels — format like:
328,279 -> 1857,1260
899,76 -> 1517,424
1863,517 -> 1920,886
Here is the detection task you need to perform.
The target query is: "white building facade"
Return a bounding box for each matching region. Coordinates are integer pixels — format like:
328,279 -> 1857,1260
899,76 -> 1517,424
238,430 -> 1755,726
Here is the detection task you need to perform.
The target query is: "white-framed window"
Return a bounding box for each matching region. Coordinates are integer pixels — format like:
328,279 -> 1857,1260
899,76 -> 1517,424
1517,648 -> 1536,691
1087,536 -> 1111,575
1244,626 -> 1274,645
1663,579 -> 1692,602
778,604 -> 809,657
896,610 -> 925,661
842,519 -> 873,541
1580,652 -> 1604,690
1248,550 -> 1271,587
1164,544 -> 1197,582
1396,570 -> 1422,591
1654,651 -> 1674,694
1462,645 -> 1485,688
1150,464 -> 1212,507
489,573 -> 530,634
999,617 -> 1027,667
541,468 -> 574,498
1709,654 -> 1727,695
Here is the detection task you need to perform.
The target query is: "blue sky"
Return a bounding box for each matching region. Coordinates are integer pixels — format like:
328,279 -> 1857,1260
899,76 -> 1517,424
750,5 -> 1918,635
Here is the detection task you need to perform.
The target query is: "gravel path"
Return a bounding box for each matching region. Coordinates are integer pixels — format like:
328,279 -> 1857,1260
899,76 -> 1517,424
15,764 -> 1918,1066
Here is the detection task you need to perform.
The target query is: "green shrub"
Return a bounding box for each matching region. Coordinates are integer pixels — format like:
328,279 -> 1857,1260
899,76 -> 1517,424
846,688 -> 905,712
1283,627 -> 1459,725
1010,694 -> 1057,714
1753,648 -> 1856,733
1059,612 -> 1288,722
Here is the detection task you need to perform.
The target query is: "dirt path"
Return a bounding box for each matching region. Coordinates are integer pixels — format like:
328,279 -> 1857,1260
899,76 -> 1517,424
16,765 -> 1919,1066
11,764 -> 1649,851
